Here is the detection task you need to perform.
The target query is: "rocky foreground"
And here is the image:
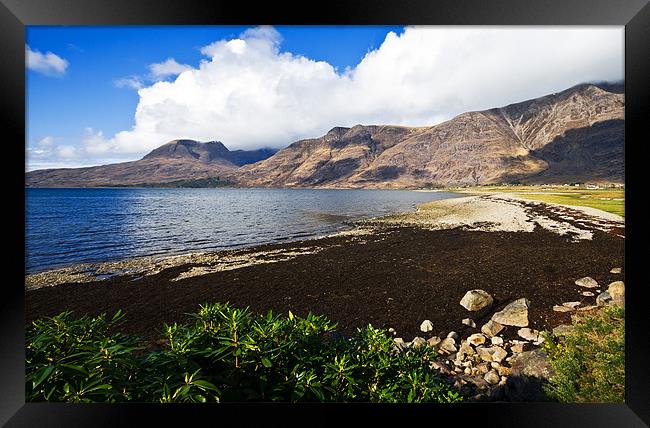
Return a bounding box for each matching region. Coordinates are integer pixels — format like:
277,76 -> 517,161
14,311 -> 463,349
389,274 -> 625,401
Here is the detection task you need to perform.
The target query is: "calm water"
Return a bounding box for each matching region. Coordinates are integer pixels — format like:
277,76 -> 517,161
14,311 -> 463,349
26,188 -> 461,273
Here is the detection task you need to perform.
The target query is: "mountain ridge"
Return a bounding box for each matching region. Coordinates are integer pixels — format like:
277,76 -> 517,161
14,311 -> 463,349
25,140 -> 277,188
236,83 -> 623,188
26,82 -> 624,188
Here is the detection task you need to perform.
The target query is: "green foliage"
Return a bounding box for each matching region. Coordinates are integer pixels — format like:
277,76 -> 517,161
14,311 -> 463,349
541,306 -> 625,403
26,310 -> 140,402
26,303 -> 461,403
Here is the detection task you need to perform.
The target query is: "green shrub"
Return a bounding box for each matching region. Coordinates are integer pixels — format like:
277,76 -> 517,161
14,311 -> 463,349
26,310 -> 140,402
542,306 -> 625,403
26,303 -> 461,403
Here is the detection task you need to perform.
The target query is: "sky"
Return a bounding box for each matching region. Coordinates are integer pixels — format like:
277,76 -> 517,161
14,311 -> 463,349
26,26 -> 624,171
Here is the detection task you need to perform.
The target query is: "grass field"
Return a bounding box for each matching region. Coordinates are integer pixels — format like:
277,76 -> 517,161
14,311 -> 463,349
452,186 -> 625,217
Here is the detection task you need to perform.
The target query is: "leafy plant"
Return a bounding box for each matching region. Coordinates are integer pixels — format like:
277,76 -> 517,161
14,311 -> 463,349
541,306 -> 625,403
26,310 -> 140,402
26,303 -> 462,403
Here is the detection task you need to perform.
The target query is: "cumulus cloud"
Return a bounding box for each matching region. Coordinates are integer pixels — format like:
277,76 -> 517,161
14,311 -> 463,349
26,45 -> 69,76
148,58 -> 193,79
115,58 -> 193,90
47,26 -> 626,163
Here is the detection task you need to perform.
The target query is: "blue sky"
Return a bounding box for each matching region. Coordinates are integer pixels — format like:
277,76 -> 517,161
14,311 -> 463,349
27,26 -> 403,168
26,26 -> 623,170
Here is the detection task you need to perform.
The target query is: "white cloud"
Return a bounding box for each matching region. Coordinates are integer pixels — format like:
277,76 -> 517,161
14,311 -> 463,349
114,76 -> 145,90
148,58 -> 193,79
37,136 -> 55,147
116,58 -> 192,90
26,132 -> 134,171
42,26 -> 626,163
26,45 -> 69,77
55,145 -> 78,159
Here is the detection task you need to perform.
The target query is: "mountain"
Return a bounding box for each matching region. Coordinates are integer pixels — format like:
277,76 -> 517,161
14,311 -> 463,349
26,83 -> 624,188
142,139 -> 277,166
25,140 -> 276,187
237,83 -> 624,188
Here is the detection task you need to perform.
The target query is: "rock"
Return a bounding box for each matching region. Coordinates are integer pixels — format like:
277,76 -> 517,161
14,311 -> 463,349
476,347 -> 493,362
439,338 -> 457,354
490,336 -> 504,346
491,298 -> 530,327
510,343 -> 529,354
481,320 -> 505,337
419,320 -> 433,333
562,301 -> 581,309
468,333 -> 487,347
607,281 -> 625,306
462,318 -> 476,328
517,328 -> 539,342
596,291 -> 613,306
388,327 -> 396,335
577,305 -> 598,312
458,341 -> 475,359
553,305 -> 573,312
552,324 -> 573,336
484,370 -> 500,385
464,367 -> 472,375
447,331 -> 459,340
411,336 -> 426,348
460,289 -> 494,311
575,277 -> 598,288
477,363 -> 490,374
427,336 -> 442,348
610,267 -> 622,274
393,337 -> 408,350
505,349 -> 555,401
430,362 -> 443,371
491,347 -> 508,363
497,366 -> 511,377
580,291 -> 595,297
476,346 -> 507,363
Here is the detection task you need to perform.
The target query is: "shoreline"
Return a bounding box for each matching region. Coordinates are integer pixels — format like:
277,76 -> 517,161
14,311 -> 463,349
26,193 -> 624,291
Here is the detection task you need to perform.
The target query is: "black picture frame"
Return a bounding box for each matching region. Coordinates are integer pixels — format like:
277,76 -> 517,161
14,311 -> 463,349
3,0 -> 649,425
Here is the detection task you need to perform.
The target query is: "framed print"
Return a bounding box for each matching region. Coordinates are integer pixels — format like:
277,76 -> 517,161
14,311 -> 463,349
2,0 -> 649,425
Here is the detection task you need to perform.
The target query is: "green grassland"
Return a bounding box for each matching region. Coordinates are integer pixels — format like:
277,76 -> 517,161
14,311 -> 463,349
452,185 -> 625,217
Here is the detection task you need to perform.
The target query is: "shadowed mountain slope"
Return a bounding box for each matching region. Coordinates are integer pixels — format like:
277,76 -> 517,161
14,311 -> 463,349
237,83 -> 624,188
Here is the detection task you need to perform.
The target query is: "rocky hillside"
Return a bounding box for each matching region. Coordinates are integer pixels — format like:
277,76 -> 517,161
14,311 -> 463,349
25,140 -> 276,188
237,83 -> 624,188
